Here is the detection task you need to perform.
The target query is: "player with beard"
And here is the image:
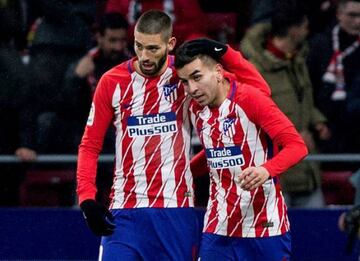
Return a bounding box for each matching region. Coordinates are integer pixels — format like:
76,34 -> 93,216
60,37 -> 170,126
76,10 -> 272,260
76,10 -> 199,260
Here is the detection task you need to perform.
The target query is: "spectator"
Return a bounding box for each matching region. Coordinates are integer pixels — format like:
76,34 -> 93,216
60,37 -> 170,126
26,0 -> 96,153
63,12 -> 131,205
307,0 -> 360,169
251,0 -> 337,36
241,2 -> 330,207
0,6 -> 36,206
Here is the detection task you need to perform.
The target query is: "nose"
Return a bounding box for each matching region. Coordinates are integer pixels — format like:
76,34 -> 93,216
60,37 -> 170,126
113,40 -> 126,52
187,81 -> 198,95
138,49 -> 151,62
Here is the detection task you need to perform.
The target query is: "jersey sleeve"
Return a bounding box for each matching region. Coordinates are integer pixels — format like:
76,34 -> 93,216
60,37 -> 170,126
221,45 -> 271,97
190,149 -> 209,178
76,75 -> 115,204
238,85 -> 308,177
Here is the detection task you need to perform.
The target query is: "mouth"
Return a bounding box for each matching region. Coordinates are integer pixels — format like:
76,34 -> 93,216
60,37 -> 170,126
141,62 -> 155,71
192,94 -> 206,104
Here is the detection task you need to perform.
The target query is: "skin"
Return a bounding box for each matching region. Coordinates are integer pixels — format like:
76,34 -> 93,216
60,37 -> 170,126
177,57 -> 270,191
337,1 -> 360,35
133,30 -> 176,76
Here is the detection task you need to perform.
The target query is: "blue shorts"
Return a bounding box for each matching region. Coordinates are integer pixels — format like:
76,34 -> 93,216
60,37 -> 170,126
99,208 -> 200,261
198,232 -> 291,261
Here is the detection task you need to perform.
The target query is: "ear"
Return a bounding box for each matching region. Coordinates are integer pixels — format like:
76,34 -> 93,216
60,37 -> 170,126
167,36 -> 177,52
215,63 -> 224,82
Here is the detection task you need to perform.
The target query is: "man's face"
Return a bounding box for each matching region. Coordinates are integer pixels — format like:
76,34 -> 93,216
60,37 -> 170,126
98,28 -> 128,62
134,31 -> 175,76
177,58 -> 222,107
337,1 -> 360,35
288,18 -> 309,46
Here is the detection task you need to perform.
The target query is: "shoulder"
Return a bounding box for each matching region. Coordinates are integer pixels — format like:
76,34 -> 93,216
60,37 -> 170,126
99,59 -> 133,86
233,81 -> 273,115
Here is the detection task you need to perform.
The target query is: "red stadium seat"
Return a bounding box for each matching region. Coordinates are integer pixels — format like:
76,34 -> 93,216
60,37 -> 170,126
19,169 -> 76,207
321,170 -> 355,205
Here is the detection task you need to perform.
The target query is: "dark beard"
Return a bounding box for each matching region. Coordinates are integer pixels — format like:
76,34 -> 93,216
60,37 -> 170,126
139,50 -> 168,76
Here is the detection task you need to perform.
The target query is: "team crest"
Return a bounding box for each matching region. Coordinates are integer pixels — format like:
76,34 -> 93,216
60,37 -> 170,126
163,83 -> 178,103
223,117 -> 236,138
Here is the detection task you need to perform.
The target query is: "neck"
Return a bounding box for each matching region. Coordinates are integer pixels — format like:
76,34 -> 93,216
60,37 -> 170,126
211,79 -> 230,107
272,36 -> 298,54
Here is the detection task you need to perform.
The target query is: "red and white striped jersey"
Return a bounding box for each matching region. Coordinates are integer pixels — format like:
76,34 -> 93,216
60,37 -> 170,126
77,56 -> 194,209
189,81 -> 307,238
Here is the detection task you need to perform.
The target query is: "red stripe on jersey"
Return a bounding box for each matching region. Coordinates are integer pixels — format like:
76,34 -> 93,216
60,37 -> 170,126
144,78 -> 164,208
251,187 -> 269,237
226,173 -> 242,236
121,78 -> 138,208
172,95 -> 189,207
276,179 -> 289,234
208,109 -> 223,233
205,175 -> 220,233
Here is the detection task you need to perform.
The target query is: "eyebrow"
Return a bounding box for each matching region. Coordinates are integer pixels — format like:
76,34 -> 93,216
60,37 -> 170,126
189,70 -> 200,77
179,69 -> 201,82
135,41 -> 159,48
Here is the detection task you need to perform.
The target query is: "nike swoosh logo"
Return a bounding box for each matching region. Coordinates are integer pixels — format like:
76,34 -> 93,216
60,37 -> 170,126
214,47 -> 223,52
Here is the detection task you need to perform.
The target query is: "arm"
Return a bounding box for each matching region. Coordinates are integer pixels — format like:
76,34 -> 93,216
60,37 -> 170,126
243,86 -> 308,177
76,75 -> 114,204
190,149 -> 209,178
220,45 -> 271,96
238,86 -> 308,190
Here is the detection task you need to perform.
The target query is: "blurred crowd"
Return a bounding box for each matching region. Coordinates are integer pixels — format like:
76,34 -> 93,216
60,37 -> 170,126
0,0 -> 359,207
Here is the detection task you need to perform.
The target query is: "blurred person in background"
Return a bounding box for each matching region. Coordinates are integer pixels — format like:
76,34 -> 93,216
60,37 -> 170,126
241,1 -> 331,208
0,5 -> 37,206
26,0 -> 96,154
307,0 -> 360,171
63,12 -> 131,206
250,0 -> 338,36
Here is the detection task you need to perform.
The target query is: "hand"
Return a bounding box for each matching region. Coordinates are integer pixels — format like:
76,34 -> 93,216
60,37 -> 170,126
181,38 -> 228,60
15,147 -> 37,162
343,206 -> 360,235
300,130 -> 315,151
238,166 -> 270,191
75,55 -> 95,78
315,122 -> 331,140
80,199 -> 115,236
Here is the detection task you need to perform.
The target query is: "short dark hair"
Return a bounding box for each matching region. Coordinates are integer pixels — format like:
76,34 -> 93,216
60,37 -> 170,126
175,42 -> 216,69
270,1 -> 307,37
98,13 -> 128,35
135,10 -> 172,41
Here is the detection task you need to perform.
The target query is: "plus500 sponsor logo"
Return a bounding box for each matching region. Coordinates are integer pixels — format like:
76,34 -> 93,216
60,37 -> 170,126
127,112 -> 177,137
206,146 -> 245,169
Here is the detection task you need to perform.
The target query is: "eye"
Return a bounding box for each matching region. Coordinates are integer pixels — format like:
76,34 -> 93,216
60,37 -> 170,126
135,43 -> 143,51
148,47 -> 160,53
193,75 -> 201,82
181,79 -> 189,86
